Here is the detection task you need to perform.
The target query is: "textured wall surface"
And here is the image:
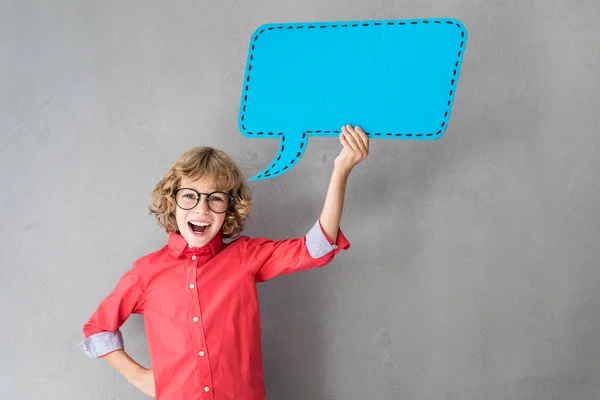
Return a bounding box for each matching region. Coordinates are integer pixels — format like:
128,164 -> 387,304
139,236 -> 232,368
1,0 -> 599,399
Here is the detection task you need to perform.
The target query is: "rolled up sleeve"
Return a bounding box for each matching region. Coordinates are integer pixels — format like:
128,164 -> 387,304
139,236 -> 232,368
306,219 -> 350,259
248,219 -> 351,282
79,264 -> 145,358
79,330 -> 124,358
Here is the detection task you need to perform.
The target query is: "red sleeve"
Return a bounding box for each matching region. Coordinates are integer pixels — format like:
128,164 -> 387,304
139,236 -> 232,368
246,219 -> 351,282
83,263 -> 146,338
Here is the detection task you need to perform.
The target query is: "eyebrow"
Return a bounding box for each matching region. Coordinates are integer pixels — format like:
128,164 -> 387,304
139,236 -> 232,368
179,178 -> 226,193
179,184 -> 225,193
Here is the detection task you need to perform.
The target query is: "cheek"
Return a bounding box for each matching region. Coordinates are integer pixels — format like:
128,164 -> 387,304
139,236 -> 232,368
175,208 -> 187,228
215,214 -> 226,229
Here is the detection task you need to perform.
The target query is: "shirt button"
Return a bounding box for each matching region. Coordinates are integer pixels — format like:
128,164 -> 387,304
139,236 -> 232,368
193,317 -> 199,323
204,386 -> 210,392
192,255 -> 197,260
189,283 -> 195,289
199,351 -> 205,357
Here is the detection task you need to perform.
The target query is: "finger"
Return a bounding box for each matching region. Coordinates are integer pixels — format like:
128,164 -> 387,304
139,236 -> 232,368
345,125 -> 366,156
340,130 -> 357,155
340,128 -> 352,151
353,126 -> 369,155
339,129 -> 350,148
355,126 -> 369,145
341,126 -> 360,153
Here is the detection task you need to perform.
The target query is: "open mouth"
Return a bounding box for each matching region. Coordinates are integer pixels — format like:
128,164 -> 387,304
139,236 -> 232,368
188,221 -> 211,235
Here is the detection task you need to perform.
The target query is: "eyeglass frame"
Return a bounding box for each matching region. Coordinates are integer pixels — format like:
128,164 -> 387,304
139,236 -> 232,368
172,188 -> 235,214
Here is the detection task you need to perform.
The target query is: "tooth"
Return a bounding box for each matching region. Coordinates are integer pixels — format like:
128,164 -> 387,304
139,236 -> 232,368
189,222 -> 210,226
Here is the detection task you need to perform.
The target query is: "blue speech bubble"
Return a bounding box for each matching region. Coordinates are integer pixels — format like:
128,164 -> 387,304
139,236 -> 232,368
238,18 -> 468,180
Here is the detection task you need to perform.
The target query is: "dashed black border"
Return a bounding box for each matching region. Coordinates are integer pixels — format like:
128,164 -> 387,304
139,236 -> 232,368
239,19 -> 467,178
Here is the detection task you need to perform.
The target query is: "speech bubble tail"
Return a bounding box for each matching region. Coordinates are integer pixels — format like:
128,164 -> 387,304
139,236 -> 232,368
249,133 -> 309,181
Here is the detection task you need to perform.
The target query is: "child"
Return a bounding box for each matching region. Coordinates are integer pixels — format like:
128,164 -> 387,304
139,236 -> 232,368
80,124 -> 369,399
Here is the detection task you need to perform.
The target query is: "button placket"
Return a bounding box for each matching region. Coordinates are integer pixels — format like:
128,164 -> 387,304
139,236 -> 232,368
186,252 -> 214,396
190,254 -> 200,323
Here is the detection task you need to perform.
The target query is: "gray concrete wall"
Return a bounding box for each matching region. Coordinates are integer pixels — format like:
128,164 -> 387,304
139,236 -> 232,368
1,0 -> 599,399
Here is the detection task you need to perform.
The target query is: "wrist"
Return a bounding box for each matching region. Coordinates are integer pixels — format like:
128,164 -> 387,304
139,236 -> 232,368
332,166 -> 351,180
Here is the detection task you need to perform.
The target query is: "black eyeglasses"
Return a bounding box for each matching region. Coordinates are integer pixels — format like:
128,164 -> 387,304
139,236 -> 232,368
172,188 -> 234,214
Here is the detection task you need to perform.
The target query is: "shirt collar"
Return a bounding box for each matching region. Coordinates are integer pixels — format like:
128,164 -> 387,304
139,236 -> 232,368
168,231 -> 223,258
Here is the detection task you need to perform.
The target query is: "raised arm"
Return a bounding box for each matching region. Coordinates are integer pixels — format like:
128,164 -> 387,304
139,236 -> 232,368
319,124 -> 369,241
248,124 -> 368,282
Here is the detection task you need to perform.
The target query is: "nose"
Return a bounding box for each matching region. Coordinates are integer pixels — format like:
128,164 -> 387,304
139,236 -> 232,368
194,195 -> 210,214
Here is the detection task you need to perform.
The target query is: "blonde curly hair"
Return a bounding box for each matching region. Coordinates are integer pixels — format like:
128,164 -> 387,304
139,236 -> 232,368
149,147 -> 252,238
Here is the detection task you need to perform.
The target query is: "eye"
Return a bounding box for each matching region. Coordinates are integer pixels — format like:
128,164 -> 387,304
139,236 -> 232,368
208,195 -> 225,202
183,193 -> 198,200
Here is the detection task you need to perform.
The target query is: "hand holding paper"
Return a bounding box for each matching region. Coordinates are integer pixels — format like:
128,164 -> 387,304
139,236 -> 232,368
239,19 -> 468,180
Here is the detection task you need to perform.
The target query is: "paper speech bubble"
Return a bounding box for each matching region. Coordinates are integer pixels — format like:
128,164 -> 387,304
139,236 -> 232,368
238,18 -> 468,180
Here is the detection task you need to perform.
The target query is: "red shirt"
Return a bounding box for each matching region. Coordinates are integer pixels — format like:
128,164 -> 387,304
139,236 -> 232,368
80,220 -> 350,400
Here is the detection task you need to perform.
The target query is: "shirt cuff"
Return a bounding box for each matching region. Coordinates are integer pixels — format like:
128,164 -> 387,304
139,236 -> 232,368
79,330 -> 124,358
305,219 -> 351,259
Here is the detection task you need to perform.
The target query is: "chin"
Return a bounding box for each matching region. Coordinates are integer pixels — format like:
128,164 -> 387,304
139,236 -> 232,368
184,230 -> 216,247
